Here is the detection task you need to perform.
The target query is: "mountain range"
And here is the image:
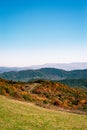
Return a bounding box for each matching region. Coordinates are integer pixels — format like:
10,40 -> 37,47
0,68 -> 87,82
0,62 -> 87,73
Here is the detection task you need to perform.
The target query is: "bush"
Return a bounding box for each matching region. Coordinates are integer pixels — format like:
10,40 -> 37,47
0,86 -> 3,94
4,86 -> 14,96
43,100 -> 49,104
22,93 -> 32,101
53,99 -> 62,106
72,99 -> 79,105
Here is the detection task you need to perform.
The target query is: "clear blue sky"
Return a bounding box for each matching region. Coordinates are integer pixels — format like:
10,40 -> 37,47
0,0 -> 87,67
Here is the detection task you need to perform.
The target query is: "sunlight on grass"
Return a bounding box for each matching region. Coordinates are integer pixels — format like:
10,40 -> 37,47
0,95 -> 87,130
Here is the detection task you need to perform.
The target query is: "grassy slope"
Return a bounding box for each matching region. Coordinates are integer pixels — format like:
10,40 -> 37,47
0,95 -> 87,130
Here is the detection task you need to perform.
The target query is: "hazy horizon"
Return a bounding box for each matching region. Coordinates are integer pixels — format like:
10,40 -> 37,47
0,0 -> 87,67
0,62 -> 87,68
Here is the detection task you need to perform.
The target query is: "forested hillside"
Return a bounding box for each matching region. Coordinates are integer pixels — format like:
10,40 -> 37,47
0,68 -> 87,81
0,78 -> 87,113
59,79 -> 87,88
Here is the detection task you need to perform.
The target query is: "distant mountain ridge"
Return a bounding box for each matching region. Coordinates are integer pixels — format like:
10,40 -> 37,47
0,62 -> 87,73
0,68 -> 87,82
36,62 -> 87,70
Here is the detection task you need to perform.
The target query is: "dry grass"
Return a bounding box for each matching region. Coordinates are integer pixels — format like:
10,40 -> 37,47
0,95 -> 87,130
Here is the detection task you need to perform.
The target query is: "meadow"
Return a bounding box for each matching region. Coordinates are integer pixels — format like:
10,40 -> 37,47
0,95 -> 87,130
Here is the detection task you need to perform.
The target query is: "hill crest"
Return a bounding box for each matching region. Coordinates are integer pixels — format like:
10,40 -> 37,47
0,68 -> 87,81
0,78 -> 87,113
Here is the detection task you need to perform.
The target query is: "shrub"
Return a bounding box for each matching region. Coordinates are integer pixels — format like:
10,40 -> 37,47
72,99 -> 79,105
22,93 -> 32,101
43,100 -> 49,104
0,86 -> 3,94
53,99 -> 62,106
4,86 -> 14,96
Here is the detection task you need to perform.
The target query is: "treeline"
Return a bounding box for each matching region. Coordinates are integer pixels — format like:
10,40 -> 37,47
59,79 -> 87,88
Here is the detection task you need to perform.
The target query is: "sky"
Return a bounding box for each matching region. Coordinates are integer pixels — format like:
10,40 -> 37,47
0,0 -> 87,67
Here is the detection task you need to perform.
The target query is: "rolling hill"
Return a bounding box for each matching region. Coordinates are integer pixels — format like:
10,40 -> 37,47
0,78 -> 87,113
0,62 -> 87,73
0,68 -> 87,81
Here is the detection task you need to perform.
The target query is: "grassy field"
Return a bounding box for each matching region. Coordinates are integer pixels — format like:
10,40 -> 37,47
0,95 -> 87,130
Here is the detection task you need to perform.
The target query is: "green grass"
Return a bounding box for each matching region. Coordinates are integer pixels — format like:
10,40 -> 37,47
0,95 -> 87,130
